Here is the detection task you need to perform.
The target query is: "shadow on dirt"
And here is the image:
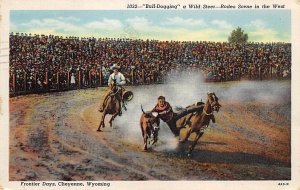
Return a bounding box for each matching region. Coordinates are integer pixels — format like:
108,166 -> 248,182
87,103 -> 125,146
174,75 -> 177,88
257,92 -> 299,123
161,141 -> 290,167
198,141 -> 227,146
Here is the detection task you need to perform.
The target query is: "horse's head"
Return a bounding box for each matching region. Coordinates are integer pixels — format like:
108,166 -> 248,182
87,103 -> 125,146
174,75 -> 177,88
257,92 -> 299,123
110,78 -> 119,93
207,92 -> 221,112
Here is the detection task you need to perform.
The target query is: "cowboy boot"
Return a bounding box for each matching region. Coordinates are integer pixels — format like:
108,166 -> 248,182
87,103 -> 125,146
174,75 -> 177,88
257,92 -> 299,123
118,101 -> 122,116
122,100 -> 127,111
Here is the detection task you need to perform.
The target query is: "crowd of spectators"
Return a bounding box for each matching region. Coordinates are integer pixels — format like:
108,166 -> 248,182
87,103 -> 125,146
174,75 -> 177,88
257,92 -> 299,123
9,32 -> 291,95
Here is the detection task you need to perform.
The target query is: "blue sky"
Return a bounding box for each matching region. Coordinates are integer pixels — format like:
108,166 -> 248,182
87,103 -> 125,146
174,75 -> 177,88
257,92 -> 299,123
10,10 -> 291,42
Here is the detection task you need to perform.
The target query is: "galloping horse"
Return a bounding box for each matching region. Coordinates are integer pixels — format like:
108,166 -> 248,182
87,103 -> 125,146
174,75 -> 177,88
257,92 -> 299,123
178,92 -> 221,156
97,80 -> 122,131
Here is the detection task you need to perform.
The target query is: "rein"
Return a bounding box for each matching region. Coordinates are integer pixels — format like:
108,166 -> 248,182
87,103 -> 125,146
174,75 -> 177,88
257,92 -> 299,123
203,109 -> 213,116
203,97 -> 216,116
109,86 -> 121,96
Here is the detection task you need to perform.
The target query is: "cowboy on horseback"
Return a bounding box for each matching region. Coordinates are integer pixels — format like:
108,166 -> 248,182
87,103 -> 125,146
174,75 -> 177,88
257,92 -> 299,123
98,64 -> 126,116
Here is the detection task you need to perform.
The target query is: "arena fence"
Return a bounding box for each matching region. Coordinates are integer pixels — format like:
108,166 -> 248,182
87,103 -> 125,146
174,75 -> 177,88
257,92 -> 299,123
9,66 -> 290,97
9,68 -> 165,96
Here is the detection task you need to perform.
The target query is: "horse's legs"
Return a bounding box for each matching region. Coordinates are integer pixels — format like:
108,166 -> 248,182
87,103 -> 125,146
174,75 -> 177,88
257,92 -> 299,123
97,112 -> 106,131
99,91 -> 110,112
188,131 -> 204,157
109,112 -> 118,128
180,127 -> 192,143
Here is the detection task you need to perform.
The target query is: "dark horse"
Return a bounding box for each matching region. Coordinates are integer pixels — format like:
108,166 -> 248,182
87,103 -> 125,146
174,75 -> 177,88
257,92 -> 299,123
177,92 -> 221,157
97,80 -> 123,131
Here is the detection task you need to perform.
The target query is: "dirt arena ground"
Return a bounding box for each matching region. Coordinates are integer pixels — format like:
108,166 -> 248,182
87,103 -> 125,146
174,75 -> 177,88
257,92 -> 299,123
9,80 -> 291,180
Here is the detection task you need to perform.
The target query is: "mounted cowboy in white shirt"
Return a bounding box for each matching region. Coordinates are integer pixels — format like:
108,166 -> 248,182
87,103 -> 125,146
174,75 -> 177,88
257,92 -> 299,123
98,65 -> 126,116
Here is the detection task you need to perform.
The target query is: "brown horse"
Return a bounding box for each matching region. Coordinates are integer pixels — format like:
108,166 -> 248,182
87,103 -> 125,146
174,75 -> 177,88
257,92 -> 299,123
178,92 -> 221,157
97,81 -> 122,131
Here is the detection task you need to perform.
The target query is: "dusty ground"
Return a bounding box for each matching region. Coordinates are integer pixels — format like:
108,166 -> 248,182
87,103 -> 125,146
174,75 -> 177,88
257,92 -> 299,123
9,81 -> 291,180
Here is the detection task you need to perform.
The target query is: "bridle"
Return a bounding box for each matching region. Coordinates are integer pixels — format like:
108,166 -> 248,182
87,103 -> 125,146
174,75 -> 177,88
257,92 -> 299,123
110,85 -> 121,96
203,108 -> 214,116
109,77 -> 122,97
204,93 -> 220,115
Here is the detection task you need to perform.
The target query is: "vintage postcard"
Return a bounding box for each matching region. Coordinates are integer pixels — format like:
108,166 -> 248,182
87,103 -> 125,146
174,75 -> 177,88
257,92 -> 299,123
0,0 -> 299,189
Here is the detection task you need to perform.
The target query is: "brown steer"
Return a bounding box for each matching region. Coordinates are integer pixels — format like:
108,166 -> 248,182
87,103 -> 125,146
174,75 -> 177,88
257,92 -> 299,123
140,106 -> 160,151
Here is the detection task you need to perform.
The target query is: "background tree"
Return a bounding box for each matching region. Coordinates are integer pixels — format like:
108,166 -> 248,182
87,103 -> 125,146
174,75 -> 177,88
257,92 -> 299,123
228,27 -> 248,44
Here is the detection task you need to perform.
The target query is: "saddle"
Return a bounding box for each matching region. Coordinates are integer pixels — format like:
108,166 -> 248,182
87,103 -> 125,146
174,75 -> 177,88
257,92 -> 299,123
174,102 -> 205,113
175,102 -> 206,128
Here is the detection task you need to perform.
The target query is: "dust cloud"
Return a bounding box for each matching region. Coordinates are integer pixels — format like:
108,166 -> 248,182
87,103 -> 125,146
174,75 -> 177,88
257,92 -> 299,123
114,71 -> 291,151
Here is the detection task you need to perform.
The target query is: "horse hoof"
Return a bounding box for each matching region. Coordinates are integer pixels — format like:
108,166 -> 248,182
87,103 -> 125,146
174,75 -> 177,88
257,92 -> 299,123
187,153 -> 192,157
97,129 -> 102,132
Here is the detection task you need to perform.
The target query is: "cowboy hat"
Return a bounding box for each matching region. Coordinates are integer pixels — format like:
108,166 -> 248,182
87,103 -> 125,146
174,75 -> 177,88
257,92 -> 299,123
112,64 -> 121,70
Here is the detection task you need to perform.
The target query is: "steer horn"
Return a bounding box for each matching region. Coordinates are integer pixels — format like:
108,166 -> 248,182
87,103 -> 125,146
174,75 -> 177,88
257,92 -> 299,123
141,105 -> 146,114
141,105 -> 153,118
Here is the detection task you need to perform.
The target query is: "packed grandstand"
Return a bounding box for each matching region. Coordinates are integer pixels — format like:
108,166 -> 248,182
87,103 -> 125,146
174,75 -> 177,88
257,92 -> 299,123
9,33 -> 291,96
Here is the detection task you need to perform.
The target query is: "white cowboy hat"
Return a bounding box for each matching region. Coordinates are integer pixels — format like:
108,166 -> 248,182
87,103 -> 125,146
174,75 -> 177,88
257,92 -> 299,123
112,64 -> 121,70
